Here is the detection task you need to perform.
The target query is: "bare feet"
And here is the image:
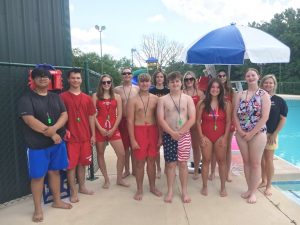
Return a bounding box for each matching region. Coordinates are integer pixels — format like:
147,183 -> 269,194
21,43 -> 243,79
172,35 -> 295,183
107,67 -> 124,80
201,186 -> 208,196
79,186 -> 94,195
150,187 -> 163,197
116,180 -> 130,187
241,190 -> 251,199
164,193 -> 173,203
220,188 -> 228,197
32,210 -> 43,223
247,194 -> 257,204
133,190 -> 143,201
264,187 -> 272,196
122,171 -> 130,178
208,173 -> 215,181
226,175 -> 232,182
156,170 -> 161,179
70,194 -> 79,203
102,181 -> 110,189
258,182 -> 267,188
192,173 -> 200,180
181,193 -> 191,203
52,200 -> 72,209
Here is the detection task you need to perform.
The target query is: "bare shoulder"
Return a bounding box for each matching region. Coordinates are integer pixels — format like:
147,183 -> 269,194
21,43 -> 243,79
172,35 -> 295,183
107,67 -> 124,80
114,86 -> 122,93
114,93 -> 121,100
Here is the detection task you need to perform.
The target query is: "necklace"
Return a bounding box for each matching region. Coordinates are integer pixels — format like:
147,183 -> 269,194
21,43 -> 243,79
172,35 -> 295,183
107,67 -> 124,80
169,93 -> 182,126
104,98 -> 112,121
34,90 -> 52,125
122,84 -> 132,104
69,91 -> 82,122
139,93 -> 150,123
211,107 -> 219,131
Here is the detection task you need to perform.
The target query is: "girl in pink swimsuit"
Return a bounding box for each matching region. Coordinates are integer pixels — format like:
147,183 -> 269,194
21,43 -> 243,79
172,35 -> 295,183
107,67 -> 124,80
183,71 -> 204,180
92,75 -> 129,189
197,78 -> 231,197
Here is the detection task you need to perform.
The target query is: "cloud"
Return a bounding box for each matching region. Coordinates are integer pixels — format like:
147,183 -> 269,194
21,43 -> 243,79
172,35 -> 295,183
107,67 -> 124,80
161,0 -> 300,26
71,27 -> 121,58
69,3 -> 75,12
147,14 -> 166,23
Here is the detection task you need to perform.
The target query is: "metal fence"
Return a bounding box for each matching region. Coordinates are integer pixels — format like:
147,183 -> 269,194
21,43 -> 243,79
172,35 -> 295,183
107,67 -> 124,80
0,62 -> 100,205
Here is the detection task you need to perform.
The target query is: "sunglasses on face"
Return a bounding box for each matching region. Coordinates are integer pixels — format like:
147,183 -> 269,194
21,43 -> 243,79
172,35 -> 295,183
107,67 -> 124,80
218,74 -> 226,78
184,77 -> 195,82
102,80 -> 111,85
122,72 -> 132,76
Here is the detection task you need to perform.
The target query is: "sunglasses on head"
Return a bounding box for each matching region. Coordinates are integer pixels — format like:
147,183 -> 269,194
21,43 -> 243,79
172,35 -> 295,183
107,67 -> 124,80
218,74 -> 226,78
184,77 -> 195,82
122,72 -> 132,76
102,80 -> 111,85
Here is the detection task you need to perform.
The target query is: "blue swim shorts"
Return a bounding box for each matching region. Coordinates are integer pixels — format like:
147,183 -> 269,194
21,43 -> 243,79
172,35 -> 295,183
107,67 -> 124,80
27,141 -> 68,179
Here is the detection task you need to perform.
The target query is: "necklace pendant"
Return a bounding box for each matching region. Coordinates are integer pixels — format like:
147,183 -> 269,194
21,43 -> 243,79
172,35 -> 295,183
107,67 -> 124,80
178,118 -> 183,126
107,115 -> 110,121
47,118 -> 52,125
214,124 -> 217,131
76,117 -> 81,122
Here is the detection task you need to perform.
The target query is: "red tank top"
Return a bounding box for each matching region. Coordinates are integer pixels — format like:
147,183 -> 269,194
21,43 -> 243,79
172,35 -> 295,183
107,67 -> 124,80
96,99 -> 117,129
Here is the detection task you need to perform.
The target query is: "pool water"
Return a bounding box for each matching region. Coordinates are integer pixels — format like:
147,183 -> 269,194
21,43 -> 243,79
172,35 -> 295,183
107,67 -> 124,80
272,180 -> 300,205
276,99 -> 300,168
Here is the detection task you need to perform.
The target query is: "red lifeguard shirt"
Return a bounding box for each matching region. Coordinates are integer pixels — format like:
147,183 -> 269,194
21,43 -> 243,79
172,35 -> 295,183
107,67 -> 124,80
60,91 -> 96,143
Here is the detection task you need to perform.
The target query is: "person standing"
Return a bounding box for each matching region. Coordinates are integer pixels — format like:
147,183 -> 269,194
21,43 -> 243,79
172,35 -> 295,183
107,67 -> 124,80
210,69 -> 236,182
157,71 -> 195,203
18,68 -> 72,222
92,74 -> 129,188
127,73 -> 162,200
233,68 -> 271,204
197,78 -> 231,197
149,70 -> 169,178
114,68 -> 139,177
259,74 -> 288,196
183,71 -> 204,180
60,68 -> 96,203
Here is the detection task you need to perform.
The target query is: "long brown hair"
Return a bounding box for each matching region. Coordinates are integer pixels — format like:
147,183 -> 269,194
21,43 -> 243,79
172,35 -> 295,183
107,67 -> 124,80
217,69 -> 233,96
204,78 -> 225,112
96,74 -> 115,100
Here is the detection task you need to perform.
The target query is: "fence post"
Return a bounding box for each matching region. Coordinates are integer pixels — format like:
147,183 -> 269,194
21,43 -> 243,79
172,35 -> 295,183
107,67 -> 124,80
84,62 -> 97,181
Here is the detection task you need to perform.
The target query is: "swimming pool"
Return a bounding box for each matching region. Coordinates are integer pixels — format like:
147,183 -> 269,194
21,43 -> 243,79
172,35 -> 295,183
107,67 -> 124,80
276,98 -> 300,168
272,180 -> 300,205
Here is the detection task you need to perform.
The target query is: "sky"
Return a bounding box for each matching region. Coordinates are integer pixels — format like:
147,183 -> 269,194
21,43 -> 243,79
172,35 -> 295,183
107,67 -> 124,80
70,0 -> 300,63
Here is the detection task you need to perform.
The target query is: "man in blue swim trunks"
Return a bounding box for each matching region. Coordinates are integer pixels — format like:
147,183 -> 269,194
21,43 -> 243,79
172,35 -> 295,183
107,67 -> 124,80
18,68 -> 72,222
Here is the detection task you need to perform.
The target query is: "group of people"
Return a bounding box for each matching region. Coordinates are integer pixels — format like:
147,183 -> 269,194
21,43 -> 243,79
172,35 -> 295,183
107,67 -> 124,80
18,66 -> 287,222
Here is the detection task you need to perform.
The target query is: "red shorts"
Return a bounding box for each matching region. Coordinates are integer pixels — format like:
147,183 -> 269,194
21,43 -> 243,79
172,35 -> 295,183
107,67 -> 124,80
118,117 -> 131,150
134,124 -> 158,161
95,128 -> 122,142
66,141 -> 92,169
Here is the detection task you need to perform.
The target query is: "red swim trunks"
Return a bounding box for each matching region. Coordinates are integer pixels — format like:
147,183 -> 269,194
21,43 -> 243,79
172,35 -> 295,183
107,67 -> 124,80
133,124 -> 158,160
118,117 -> 131,150
66,141 -> 92,169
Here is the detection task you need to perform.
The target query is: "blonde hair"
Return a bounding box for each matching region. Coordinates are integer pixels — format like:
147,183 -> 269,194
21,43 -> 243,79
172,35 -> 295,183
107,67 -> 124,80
260,74 -> 278,95
183,71 -> 197,90
138,73 -> 151,82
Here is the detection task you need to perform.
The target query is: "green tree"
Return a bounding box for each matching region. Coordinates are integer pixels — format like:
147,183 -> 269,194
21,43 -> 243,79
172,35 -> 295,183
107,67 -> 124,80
72,48 -> 132,86
249,8 -> 300,83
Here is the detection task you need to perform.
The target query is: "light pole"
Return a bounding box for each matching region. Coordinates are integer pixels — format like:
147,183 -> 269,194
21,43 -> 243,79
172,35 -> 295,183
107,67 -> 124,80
95,25 -> 106,74
131,48 -> 136,67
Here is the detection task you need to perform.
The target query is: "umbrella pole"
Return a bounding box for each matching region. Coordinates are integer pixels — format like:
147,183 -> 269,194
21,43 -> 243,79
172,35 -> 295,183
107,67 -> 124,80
227,65 -> 231,79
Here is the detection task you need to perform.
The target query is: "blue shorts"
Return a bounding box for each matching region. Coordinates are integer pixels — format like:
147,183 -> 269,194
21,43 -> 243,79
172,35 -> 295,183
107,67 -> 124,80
27,141 -> 69,179
163,133 -> 178,162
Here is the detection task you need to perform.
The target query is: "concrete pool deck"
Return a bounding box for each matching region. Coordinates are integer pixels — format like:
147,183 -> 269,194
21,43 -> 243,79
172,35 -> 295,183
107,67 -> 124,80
0,145 -> 300,225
